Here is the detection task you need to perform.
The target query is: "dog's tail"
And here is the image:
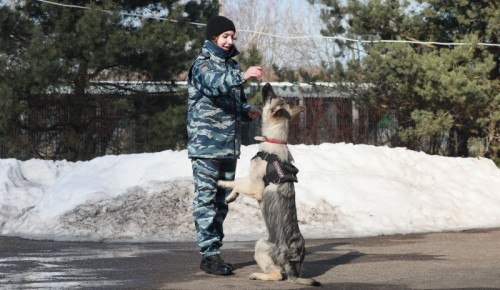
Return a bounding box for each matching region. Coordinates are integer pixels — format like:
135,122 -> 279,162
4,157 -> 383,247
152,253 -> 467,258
289,277 -> 321,287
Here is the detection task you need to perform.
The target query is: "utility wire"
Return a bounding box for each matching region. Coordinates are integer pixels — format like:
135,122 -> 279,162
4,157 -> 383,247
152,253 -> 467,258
239,30 -> 499,48
36,0 -> 500,48
36,0 -> 206,26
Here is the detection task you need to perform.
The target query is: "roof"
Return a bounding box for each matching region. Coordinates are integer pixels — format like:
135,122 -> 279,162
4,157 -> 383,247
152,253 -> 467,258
46,81 -> 359,98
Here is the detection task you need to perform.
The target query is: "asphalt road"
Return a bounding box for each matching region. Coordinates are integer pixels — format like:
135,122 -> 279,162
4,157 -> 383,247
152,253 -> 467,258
1,228 -> 500,289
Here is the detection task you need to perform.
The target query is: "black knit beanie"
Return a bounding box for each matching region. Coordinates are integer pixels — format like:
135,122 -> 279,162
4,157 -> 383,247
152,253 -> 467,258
205,16 -> 236,40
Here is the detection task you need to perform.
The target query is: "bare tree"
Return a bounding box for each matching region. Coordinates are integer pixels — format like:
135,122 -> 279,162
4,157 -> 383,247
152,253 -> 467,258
223,0 -> 333,81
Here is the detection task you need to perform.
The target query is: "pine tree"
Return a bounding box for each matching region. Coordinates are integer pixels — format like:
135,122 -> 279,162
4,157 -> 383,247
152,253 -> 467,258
317,0 -> 499,164
0,1 -> 218,160
237,44 -> 264,106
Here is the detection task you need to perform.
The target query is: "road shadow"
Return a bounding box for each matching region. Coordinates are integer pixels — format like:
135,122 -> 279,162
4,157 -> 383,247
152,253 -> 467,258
301,239 -> 445,280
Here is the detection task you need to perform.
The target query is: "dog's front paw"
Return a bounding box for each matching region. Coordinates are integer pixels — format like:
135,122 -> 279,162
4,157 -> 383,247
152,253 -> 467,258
217,180 -> 227,188
225,192 -> 239,203
249,273 -> 258,280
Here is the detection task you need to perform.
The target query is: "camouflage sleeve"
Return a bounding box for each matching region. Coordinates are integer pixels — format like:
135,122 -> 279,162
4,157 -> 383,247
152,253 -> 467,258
240,93 -> 254,122
191,58 -> 245,97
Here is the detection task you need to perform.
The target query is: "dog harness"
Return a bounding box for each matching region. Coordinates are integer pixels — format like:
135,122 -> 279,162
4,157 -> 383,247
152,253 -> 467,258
252,151 -> 299,186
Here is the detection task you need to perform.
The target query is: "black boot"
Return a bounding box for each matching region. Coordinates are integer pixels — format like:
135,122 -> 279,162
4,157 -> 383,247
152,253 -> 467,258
200,254 -> 233,276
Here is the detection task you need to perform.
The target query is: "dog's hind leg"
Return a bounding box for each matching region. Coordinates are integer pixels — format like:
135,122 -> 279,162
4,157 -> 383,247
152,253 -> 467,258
250,270 -> 283,281
249,239 -> 284,281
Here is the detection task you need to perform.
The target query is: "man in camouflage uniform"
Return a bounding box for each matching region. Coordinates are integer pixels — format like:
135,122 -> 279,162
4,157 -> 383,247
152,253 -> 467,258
187,16 -> 262,276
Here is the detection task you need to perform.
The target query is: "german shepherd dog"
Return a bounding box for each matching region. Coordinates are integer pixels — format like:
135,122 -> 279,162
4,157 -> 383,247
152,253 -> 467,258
218,83 -> 320,286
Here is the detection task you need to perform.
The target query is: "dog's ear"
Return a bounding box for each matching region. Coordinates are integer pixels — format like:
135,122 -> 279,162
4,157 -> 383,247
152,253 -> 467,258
262,83 -> 277,103
290,106 -> 306,118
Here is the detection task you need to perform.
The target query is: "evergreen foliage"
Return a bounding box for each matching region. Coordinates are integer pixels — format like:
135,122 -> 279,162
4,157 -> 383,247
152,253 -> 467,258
237,44 -> 264,106
0,0 -> 218,161
316,0 -> 499,164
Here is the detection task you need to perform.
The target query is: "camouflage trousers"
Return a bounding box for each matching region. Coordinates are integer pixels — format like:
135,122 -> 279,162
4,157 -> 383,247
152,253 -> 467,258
191,158 -> 236,258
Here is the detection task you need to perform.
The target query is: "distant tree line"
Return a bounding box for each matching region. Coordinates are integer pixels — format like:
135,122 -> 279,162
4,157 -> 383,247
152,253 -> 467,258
0,0 -> 218,160
312,0 -> 499,164
1,0 -> 498,165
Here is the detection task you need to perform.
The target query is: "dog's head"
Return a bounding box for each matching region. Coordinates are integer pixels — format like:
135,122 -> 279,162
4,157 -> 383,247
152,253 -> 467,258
261,83 -> 305,123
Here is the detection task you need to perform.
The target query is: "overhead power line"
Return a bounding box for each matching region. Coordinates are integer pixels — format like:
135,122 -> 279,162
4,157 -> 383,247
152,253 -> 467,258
36,0 -> 206,26
36,0 -> 500,48
239,30 -> 499,48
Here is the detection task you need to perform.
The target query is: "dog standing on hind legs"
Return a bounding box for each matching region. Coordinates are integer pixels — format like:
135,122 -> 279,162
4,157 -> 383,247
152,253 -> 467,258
217,83 -> 321,286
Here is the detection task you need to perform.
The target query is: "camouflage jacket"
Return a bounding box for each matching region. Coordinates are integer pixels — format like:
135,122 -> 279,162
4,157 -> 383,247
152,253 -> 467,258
187,40 -> 254,159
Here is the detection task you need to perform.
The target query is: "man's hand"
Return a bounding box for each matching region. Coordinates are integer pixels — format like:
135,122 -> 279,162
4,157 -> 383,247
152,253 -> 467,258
248,107 -> 262,120
243,66 -> 262,80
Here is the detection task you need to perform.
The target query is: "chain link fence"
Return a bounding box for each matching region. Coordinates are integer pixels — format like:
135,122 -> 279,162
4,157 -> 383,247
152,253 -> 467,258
1,88 -> 392,160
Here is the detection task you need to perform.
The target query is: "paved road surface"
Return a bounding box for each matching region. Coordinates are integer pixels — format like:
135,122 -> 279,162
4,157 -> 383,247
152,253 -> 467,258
1,228 -> 500,289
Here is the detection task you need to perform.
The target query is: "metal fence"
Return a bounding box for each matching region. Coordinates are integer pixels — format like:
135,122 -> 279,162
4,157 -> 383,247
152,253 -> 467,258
0,92 -> 186,160
1,92 -> 391,160
243,95 -> 389,146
